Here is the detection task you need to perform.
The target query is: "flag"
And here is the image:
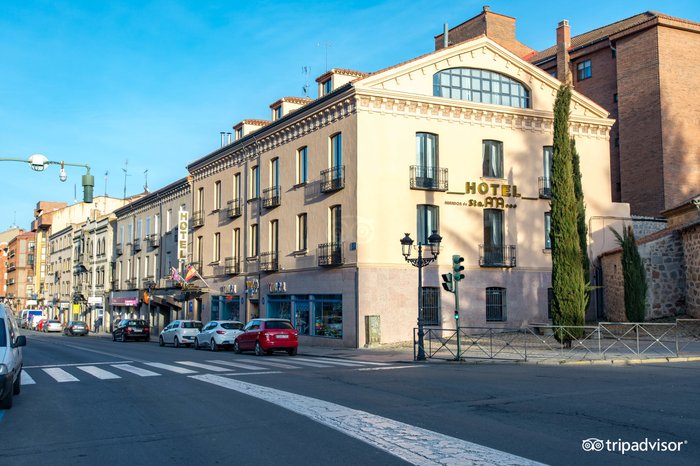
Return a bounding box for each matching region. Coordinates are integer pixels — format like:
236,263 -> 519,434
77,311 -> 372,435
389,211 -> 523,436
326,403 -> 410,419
184,265 -> 197,282
170,267 -> 182,282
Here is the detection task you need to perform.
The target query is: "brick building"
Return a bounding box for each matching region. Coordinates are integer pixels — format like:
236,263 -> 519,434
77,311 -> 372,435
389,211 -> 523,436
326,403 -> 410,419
6,231 -> 36,310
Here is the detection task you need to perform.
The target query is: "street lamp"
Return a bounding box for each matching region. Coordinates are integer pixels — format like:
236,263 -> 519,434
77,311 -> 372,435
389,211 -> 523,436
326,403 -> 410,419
400,230 -> 442,361
0,154 -> 94,202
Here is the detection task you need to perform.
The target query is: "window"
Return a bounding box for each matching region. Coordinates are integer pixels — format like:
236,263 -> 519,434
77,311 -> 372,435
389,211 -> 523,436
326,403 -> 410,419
233,228 -> 240,259
417,205 -> 439,245
166,209 -> 172,232
196,236 -> 203,263
297,146 -> 308,184
415,133 -> 439,188
127,224 -> 133,244
270,158 -> 280,189
233,173 -> 241,200
214,181 -> 222,210
118,225 -> 124,245
154,214 -> 159,237
483,209 -> 504,263
321,78 -> 332,96
297,213 -> 307,251
235,128 -> 243,140
421,287 -> 440,326
330,133 -> 342,169
250,165 -> 260,199
544,212 -> 552,250
249,224 -> 258,257
433,68 -> 530,108
212,232 -> 220,262
136,220 -> 142,242
482,140 -> 503,178
577,60 -> 591,80
541,146 -> 553,198
145,217 -> 151,238
144,256 -> 149,279
274,106 -> 282,120
486,287 -> 506,321
330,205 -> 342,243
270,220 -> 278,253
613,93 -> 618,103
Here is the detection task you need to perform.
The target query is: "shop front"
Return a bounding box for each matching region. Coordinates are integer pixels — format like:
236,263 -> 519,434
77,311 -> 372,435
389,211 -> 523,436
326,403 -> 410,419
109,292 -> 140,331
266,293 -> 343,339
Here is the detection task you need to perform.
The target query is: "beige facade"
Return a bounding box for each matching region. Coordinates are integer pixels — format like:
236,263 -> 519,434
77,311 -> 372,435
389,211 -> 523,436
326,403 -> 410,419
47,225 -> 76,319
185,35 -> 629,348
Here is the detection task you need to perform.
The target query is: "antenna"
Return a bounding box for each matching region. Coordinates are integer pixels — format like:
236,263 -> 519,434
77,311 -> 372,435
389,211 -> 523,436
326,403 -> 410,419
104,170 -> 109,197
144,169 -> 149,192
74,184 -> 78,203
302,66 -> 310,97
122,159 -> 131,199
316,42 -> 332,72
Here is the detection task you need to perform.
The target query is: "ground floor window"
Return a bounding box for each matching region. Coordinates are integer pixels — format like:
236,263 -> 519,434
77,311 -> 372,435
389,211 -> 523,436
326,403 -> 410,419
486,287 -> 506,322
421,287 -> 440,325
210,295 -> 241,321
267,294 -> 343,339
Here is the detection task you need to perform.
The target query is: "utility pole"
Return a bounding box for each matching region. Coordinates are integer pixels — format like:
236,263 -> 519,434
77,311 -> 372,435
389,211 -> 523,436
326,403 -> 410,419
122,159 -> 131,199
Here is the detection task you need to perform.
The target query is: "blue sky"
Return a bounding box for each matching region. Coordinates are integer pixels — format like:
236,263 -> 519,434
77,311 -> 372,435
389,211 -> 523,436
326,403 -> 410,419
1,0 -> 698,229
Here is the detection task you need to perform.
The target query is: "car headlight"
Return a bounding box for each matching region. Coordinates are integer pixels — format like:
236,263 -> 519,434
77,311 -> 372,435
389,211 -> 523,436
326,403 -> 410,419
0,364 -> 8,375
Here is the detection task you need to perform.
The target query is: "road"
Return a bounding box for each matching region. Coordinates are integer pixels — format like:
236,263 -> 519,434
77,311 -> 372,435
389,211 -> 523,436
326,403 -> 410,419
1,331 -> 698,465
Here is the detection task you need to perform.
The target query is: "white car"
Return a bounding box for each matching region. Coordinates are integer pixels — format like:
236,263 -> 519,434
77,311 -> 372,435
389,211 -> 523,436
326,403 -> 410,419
1,304 -> 27,409
43,320 -> 63,332
158,320 -> 203,348
194,320 -> 244,351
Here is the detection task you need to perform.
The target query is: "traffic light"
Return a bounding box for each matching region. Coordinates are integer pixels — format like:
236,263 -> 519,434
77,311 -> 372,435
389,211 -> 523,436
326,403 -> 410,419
452,255 -> 465,281
441,273 -> 454,293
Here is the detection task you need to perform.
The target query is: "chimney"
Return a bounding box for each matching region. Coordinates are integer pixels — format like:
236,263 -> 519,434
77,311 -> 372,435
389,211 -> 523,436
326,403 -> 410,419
556,20 -> 571,84
443,23 -> 449,48
220,131 -> 225,148
226,132 -> 232,145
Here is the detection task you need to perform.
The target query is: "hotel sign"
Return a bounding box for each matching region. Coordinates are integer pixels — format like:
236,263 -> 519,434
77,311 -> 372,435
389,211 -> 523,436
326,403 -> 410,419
178,209 -> 189,262
445,181 -> 521,209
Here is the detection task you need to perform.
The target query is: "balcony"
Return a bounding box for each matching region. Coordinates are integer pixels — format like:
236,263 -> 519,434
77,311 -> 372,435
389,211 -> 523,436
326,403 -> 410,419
318,242 -> 344,266
148,234 -> 159,248
479,245 -> 517,268
227,199 -> 242,218
320,166 -> 345,193
262,186 -> 281,209
538,176 -> 551,199
116,243 -> 123,255
224,257 -> 240,275
133,238 -> 142,252
143,276 -> 156,288
192,210 -> 204,227
409,165 -> 448,191
111,279 -> 119,290
259,251 -> 278,272
125,279 -> 136,289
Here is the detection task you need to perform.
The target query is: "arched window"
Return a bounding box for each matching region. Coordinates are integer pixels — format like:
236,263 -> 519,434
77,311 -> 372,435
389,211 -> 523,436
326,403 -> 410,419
433,68 -> 530,108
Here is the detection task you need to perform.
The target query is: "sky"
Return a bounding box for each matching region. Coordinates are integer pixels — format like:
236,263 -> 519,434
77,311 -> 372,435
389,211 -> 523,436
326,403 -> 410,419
1,0 -> 698,230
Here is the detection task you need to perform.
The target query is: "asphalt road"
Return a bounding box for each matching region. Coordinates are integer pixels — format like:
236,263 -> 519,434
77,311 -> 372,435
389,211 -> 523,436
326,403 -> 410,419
1,331 -> 698,466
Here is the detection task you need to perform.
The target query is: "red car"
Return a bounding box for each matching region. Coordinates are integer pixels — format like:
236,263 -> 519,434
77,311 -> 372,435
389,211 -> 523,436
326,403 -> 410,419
233,319 -> 298,356
36,319 -> 48,332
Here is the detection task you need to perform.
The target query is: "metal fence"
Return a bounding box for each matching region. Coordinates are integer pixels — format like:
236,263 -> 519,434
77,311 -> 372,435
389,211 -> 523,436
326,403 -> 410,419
414,320 -> 700,361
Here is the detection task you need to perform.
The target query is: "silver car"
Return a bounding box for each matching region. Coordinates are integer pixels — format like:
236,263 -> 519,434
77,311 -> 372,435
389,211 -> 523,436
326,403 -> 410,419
193,320 -> 244,351
159,320 -> 203,348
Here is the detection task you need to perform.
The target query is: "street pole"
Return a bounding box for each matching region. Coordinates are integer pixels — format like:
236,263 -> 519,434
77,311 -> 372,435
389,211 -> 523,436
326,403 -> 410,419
454,277 -> 460,361
416,243 -> 425,361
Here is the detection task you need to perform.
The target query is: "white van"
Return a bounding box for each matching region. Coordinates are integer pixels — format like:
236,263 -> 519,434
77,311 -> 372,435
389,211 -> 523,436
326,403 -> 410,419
1,305 -> 27,409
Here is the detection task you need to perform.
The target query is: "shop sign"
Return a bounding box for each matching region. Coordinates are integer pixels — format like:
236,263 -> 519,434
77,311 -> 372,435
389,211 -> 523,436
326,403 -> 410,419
178,209 -> 189,262
268,281 -> 287,293
245,279 -> 259,295
88,296 -> 103,305
445,181 -> 521,209
112,297 -> 139,307
219,284 -> 237,294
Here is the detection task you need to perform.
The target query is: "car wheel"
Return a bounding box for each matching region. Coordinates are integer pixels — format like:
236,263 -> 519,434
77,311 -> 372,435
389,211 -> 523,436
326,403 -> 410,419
112,333 -> 116,342
287,347 -> 298,356
120,333 -> 126,343
210,339 -> 218,352
233,340 -> 241,354
13,370 -> 21,395
255,341 -> 264,356
174,337 -> 181,348
159,336 -> 164,347
194,338 -> 200,350
0,386 -> 13,409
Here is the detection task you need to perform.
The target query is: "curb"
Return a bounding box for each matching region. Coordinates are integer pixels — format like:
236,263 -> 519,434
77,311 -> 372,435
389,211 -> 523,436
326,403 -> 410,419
526,356 -> 700,366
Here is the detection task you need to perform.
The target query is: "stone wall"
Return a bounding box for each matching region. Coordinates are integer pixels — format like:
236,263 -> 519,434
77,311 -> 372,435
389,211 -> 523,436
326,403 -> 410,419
682,224 -> 700,317
633,216 -> 667,239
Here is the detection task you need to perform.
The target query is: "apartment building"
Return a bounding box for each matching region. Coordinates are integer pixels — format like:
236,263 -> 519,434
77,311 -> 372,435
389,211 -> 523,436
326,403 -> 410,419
47,225 -> 76,320
111,178 -> 191,334
0,228 -> 22,305
185,34 -> 628,348
6,231 -> 36,310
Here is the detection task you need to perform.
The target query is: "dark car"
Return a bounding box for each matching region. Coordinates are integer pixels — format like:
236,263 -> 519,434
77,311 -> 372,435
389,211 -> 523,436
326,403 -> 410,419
112,319 -> 150,342
64,321 -> 89,336
233,318 -> 298,356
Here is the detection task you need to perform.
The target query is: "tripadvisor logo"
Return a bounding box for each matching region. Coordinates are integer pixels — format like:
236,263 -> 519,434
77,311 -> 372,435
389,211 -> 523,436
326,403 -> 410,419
582,438 -> 688,455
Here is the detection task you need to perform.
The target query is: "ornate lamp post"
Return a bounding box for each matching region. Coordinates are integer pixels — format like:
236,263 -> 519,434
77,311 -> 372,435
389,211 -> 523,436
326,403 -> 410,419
400,230 -> 442,361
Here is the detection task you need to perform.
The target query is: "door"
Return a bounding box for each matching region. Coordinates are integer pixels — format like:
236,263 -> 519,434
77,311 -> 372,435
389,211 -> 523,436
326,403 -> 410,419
483,209 -> 504,265
240,320 -> 260,349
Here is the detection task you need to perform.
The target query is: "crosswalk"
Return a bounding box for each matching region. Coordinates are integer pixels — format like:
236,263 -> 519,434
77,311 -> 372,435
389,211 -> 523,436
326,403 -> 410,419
21,357 -> 393,386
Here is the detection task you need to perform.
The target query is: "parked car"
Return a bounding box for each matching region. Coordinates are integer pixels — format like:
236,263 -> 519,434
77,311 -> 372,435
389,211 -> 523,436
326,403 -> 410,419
0,304 -> 27,409
43,320 -> 62,333
64,321 -> 89,336
233,318 -> 298,356
159,320 -> 203,348
29,315 -> 45,330
194,320 -> 244,351
37,319 -> 48,332
112,319 -> 150,342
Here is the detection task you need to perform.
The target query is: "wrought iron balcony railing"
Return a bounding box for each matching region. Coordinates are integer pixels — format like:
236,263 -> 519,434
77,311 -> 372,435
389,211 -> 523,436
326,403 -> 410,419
409,165 -> 448,191
192,210 -> 204,227
538,176 -> 551,199
262,186 -> 281,208
318,242 -> 344,266
224,257 -> 240,274
479,244 -> 517,268
125,279 -> 137,289
227,199 -> 242,218
148,234 -> 159,248
259,251 -> 278,272
320,166 -> 345,193
116,243 -> 123,255
132,238 -> 142,252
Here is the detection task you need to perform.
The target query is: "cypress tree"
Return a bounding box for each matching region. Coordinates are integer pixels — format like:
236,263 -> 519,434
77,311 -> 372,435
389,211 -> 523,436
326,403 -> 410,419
550,85 -> 587,342
571,139 -> 590,293
611,225 -> 647,322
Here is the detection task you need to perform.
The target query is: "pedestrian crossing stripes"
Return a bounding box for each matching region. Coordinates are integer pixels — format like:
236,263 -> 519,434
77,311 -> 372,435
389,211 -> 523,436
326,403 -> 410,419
21,357 -> 392,386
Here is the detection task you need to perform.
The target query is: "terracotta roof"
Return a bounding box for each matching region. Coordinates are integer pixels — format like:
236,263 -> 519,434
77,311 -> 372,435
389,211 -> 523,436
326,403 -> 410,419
233,119 -> 270,129
270,96 -> 313,108
529,11 -> 662,64
315,68 -> 368,83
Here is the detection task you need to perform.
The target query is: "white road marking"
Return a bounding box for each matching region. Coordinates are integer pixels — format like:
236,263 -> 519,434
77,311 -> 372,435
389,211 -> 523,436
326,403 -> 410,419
191,374 -> 547,466
205,360 -> 270,371
227,371 -> 282,376
357,366 -> 424,371
175,361 -> 231,372
273,359 -> 333,368
76,366 -> 121,380
292,357 -> 365,367
24,361 -> 133,369
144,362 -> 197,374
20,370 -> 36,385
43,368 -> 80,382
240,359 -> 298,369
111,364 -> 161,377
309,356 -> 390,366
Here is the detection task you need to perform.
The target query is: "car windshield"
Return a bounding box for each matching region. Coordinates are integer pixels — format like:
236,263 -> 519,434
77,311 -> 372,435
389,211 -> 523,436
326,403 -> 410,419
265,321 -> 294,330
127,320 -> 147,326
0,318 -> 6,347
72,322 -> 85,326
221,322 -> 243,330
182,322 -> 202,329
48,320 -> 60,324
